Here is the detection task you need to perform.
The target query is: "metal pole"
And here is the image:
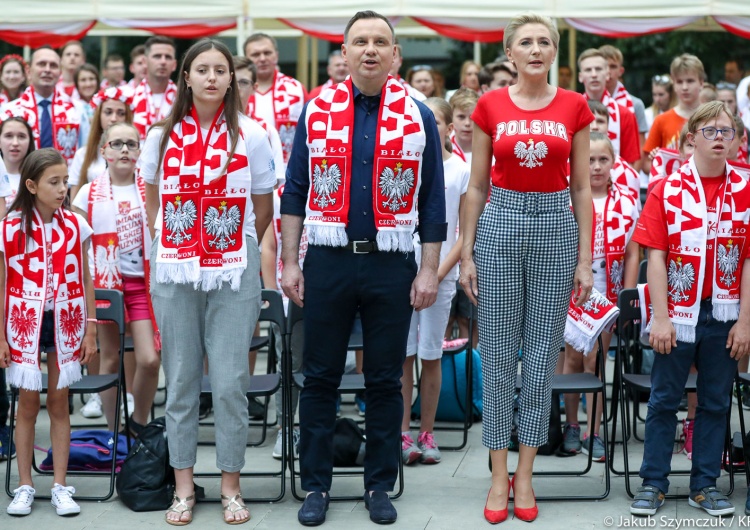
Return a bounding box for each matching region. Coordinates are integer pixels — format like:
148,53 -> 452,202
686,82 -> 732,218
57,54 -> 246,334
473,41 -> 481,65
236,15 -> 245,55
310,37 -> 319,90
569,27 -> 577,87
297,36 -> 309,88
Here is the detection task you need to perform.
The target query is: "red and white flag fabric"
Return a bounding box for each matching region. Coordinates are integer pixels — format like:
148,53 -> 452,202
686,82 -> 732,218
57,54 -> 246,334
565,288 -> 619,354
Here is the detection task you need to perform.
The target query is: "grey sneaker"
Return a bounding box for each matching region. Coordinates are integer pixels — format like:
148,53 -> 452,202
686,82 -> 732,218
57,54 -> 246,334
562,423 -> 582,454
630,485 -> 665,516
417,431 -> 441,464
401,433 -> 422,465
582,434 -> 606,462
689,487 -> 735,516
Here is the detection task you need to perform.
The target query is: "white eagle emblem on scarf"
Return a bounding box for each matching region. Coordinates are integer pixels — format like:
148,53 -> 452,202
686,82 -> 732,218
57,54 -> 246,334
164,196 -> 197,246
718,240 -> 740,287
95,240 -> 121,289
312,159 -> 342,208
514,139 -> 548,169
279,124 -> 296,158
379,162 -> 415,212
609,258 -> 624,297
204,201 -> 241,251
582,290 -> 609,314
56,125 -> 78,159
668,257 -> 695,303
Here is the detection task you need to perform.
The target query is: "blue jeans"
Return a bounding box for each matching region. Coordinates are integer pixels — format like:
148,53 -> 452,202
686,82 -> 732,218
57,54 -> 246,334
639,300 -> 738,493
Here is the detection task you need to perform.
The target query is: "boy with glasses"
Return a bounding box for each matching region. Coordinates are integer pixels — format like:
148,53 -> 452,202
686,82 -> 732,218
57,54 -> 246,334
629,101 -> 750,518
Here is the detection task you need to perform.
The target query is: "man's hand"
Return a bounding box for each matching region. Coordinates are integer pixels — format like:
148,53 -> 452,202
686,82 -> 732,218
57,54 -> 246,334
282,263 -> 305,307
650,315 -> 677,354
728,319 -> 750,360
411,268 -> 438,311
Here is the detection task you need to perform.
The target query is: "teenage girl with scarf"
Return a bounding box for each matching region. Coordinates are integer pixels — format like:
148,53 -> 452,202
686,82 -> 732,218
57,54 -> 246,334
561,132 -> 639,460
71,122 -> 159,435
1,148 -> 97,517
140,38 -> 275,526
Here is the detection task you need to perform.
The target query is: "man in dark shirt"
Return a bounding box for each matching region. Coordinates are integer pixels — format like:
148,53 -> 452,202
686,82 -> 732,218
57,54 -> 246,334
280,10 -> 446,527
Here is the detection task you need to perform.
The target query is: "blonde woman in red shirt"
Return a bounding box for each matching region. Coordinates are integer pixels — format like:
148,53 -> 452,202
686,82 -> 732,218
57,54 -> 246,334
460,13 -> 594,523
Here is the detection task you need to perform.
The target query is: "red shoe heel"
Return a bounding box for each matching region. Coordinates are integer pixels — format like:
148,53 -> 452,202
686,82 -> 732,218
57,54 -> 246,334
483,480 -> 510,524
510,476 -> 538,522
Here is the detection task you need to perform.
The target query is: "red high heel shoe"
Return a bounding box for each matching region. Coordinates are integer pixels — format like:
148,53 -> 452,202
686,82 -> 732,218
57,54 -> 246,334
484,479 -> 510,524
510,475 -> 538,522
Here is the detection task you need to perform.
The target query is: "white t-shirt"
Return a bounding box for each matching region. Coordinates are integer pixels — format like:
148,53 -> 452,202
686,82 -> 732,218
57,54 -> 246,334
266,123 -> 287,181
0,212 -> 92,311
414,154 -> 470,282
592,196 -> 607,294
138,114 -> 276,244
69,147 -> 106,187
0,157 -> 13,202
3,172 -> 20,208
253,90 -> 276,129
72,182 -> 145,278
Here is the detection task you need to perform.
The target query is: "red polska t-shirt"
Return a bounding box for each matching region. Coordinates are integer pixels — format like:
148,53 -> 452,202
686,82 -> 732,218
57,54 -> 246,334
471,87 -> 594,193
633,175 -> 728,300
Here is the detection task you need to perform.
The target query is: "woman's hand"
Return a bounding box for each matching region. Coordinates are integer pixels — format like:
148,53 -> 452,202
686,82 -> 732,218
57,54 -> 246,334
459,257 -> 479,305
80,326 -> 98,365
572,261 -> 593,308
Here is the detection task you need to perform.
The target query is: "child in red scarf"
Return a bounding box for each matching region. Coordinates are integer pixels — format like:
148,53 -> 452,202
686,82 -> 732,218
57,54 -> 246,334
1,148 -> 97,517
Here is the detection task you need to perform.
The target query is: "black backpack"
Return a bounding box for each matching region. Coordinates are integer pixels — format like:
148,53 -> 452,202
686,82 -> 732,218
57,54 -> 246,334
333,418 -> 366,467
116,417 -> 175,511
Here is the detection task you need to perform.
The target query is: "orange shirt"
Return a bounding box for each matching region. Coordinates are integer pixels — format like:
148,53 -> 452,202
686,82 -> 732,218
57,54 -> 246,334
643,108 -> 686,153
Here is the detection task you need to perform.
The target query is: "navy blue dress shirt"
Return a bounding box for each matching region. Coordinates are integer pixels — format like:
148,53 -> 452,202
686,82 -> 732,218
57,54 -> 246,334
281,85 -> 447,244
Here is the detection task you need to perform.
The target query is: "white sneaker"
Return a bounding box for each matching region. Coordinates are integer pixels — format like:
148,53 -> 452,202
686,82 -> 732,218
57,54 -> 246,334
80,394 -> 103,418
51,483 -> 80,516
272,429 -> 283,460
272,428 -> 300,460
121,393 -> 135,420
7,485 -> 35,515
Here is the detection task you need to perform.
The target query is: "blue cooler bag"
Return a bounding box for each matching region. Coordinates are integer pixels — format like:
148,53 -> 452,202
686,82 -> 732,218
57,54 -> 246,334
413,347 -> 483,422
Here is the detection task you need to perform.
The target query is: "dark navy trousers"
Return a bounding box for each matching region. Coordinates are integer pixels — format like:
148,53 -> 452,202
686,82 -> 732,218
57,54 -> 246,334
298,245 -> 417,492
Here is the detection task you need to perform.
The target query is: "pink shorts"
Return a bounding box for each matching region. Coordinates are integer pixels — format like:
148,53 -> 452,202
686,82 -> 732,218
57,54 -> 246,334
123,275 -> 151,322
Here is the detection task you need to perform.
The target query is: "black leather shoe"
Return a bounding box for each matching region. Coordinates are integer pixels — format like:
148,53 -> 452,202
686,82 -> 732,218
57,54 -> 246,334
298,492 -> 329,526
364,491 -> 397,525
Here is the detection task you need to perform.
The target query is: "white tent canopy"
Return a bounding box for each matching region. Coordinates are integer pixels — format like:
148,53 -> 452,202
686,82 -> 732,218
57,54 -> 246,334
2,1 -> 750,47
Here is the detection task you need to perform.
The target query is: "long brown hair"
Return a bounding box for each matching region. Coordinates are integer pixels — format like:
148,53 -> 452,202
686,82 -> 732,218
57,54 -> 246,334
8,148 -> 66,238
81,99 -> 133,183
155,39 -> 241,178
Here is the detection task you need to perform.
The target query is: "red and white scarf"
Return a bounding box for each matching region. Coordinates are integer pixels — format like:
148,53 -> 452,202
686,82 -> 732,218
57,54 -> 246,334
157,104 -> 251,291
131,78 -> 177,140
3,208 -> 86,390
304,76 -> 426,252
0,91 -> 8,107
2,85 -> 80,165
730,158 -> 750,181
648,148 -> 685,194
450,131 -> 466,162
565,287 -> 620,354
586,90 -> 621,158
611,156 -> 640,203
247,71 -> 305,164
613,81 -> 634,114
87,170 -> 160,346
653,158 -> 750,342
637,283 -> 652,344
595,184 -> 638,304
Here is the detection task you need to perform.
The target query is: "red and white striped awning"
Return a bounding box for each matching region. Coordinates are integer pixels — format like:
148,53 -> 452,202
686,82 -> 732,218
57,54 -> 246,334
101,18 -> 237,38
563,17 -> 700,37
0,21 -> 96,47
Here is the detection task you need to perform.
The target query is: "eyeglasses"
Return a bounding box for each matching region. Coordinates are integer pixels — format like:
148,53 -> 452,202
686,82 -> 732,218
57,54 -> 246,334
652,74 -> 671,85
107,139 -> 140,151
698,126 -> 735,141
716,81 -> 737,91
411,64 -> 433,72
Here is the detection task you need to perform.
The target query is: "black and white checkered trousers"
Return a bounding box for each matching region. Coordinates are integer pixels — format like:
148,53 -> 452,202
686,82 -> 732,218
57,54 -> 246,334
475,186 -> 578,449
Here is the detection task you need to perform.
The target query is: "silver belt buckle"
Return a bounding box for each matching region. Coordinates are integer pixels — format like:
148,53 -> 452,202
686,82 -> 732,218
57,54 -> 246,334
352,240 -> 368,254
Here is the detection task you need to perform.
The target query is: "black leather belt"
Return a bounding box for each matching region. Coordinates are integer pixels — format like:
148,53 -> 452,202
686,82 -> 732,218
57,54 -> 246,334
344,240 -> 379,254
